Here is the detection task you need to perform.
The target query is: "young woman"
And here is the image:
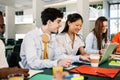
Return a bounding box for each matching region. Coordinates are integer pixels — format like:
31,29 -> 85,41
85,16 -> 108,54
55,13 -> 89,63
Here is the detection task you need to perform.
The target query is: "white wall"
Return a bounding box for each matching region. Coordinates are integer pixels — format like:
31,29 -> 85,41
24,9 -> 32,15
14,8 -> 34,34
15,24 -> 35,34
89,20 -> 95,32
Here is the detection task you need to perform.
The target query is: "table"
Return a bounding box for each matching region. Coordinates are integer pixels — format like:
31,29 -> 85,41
29,61 -> 120,80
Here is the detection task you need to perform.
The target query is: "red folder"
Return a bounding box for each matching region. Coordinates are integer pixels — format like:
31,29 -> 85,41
70,65 -> 120,78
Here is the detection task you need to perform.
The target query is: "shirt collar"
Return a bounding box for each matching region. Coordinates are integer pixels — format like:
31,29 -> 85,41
34,27 -> 44,36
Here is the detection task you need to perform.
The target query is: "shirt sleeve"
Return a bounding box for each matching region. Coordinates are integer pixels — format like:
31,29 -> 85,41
0,40 -> 9,68
85,33 -> 99,54
111,32 -> 120,52
20,35 -> 57,69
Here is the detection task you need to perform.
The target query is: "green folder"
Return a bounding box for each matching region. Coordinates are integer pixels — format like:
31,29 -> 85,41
29,74 -> 53,80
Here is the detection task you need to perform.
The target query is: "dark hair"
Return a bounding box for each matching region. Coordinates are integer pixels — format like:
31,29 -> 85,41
0,11 -> 3,16
41,8 -> 63,25
61,13 -> 83,33
93,16 -> 108,50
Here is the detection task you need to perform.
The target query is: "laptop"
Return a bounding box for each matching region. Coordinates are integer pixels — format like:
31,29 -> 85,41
99,43 -> 118,65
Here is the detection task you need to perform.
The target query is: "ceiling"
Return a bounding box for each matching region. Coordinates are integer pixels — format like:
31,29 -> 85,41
0,0 -> 32,12
0,0 -> 120,12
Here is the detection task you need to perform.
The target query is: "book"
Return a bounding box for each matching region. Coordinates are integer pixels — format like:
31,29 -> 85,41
109,60 -> 120,66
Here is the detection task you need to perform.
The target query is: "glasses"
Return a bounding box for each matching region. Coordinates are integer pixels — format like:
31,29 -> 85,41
0,24 -> 5,29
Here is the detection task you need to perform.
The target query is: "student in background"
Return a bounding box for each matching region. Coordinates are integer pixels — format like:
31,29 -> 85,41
55,13 -> 89,63
0,11 -> 29,79
20,8 -> 72,70
0,11 -> 5,37
111,32 -> 120,54
85,16 -> 108,54
0,11 -> 5,43
0,11 -> 8,68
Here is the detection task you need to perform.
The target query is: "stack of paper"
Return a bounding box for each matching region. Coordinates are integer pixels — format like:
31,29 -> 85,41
70,65 -> 120,78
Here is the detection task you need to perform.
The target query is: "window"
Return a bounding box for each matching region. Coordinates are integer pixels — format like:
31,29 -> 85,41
89,3 -> 103,20
15,34 -> 25,40
15,14 -> 33,24
15,10 -> 33,24
57,7 -> 67,22
15,11 -> 24,15
109,3 -> 120,39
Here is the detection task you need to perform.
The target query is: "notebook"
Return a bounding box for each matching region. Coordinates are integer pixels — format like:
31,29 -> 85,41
99,43 -> 118,65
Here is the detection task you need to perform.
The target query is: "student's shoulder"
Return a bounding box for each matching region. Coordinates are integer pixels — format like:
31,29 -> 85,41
24,29 -> 37,38
0,39 -> 4,45
116,32 -> 120,35
56,33 -> 67,40
57,33 -> 66,37
87,32 -> 94,37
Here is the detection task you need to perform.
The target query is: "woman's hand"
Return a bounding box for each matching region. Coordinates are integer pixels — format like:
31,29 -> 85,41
99,49 -> 106,54
79,54 -> 90,62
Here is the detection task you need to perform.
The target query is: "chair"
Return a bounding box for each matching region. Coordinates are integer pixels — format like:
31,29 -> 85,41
7,38 -> 15,46
8,44 -> 22,67
16,39 -> 23,45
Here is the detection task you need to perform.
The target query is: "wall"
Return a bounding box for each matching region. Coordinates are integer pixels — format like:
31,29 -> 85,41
15,24 -> 35,34
89,20 -> 95,32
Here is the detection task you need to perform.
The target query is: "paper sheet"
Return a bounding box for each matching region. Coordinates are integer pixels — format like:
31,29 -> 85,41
29,70 -> 44,78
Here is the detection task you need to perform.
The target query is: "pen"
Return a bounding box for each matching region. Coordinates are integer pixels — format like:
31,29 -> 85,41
63,75 -> 74,79
63,74 -> 81,79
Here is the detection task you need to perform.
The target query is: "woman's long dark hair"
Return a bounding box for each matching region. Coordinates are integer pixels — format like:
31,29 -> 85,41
61,13 -> 83,33
93,16 -> 108,50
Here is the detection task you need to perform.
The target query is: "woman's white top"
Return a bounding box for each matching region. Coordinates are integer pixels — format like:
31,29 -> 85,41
85,32 -> 106,54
